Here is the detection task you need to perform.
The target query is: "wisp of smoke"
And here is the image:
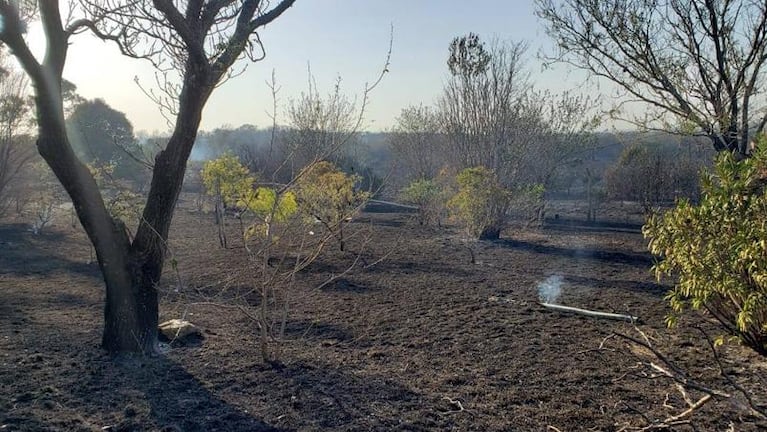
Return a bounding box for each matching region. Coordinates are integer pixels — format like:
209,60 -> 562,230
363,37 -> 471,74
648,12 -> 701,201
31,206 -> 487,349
538,275 -> 563,304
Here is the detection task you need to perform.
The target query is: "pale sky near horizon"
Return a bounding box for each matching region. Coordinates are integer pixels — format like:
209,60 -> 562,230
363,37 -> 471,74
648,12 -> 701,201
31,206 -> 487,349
28,1 -> 598,135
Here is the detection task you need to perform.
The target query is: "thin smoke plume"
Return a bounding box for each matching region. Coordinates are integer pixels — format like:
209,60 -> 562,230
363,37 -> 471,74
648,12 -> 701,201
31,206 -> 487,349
538,275 -> 563,304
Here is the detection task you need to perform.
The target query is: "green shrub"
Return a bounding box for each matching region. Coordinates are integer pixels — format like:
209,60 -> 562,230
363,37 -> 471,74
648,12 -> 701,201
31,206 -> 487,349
400,178 -> 447,226
201,153 -> 254,247
201,153 -> 254,208
448,166 -> 510,240
295,161 -> 370,251
643,141 -> 767,356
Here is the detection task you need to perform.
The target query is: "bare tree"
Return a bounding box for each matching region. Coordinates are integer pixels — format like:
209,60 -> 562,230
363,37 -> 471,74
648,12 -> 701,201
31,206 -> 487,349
387,104 -> 444,184
537,0 -> 767,156
439,34 -> 533,180
0,0 -> 295,354
605,138 -> 710,214
282,75 -> 357,175
438,34 -> 598,226
517,91 -> 598,189
0,60 -> 34,214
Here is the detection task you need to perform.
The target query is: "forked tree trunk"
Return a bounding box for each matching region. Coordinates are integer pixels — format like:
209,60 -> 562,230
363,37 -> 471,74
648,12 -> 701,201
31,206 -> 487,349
33,80 -> 206,355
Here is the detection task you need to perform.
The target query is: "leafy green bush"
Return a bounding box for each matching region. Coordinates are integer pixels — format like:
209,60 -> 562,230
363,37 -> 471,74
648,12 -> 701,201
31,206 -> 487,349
644,143 -> 767,356
238,186 -> 298,239
448,166 -> 510,240
295,161 -> 370,251
201,153 -> 254,247
400,178 -> 447,226
201,152 -> 254,208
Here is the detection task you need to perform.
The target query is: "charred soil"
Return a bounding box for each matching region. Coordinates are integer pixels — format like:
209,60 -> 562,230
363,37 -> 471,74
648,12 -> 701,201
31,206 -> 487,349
1,201 -> 766,431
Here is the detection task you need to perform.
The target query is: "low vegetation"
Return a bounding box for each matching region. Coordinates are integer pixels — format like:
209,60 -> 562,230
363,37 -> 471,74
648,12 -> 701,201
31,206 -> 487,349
645,139 -> 767,356
448,166 -> 510,240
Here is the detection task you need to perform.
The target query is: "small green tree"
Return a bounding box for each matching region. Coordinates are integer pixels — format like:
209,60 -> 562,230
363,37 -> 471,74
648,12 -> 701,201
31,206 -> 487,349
238,186 -> 298,240
448,166 -> 510,240
295,161 -> 370,251
237,184 -> 299,363
201,153 -> 254,248
400,178 -> 448,226
644,141 -> 767,356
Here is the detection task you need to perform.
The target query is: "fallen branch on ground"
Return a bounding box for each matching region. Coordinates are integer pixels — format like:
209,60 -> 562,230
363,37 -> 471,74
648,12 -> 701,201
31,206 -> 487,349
540,302 -> 640,323
611,326 -> 767,431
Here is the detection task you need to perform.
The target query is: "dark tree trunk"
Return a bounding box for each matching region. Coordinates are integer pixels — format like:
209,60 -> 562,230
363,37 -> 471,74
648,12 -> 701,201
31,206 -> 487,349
100,253 -> 160,354
711,127 -> 745,156
479,226 -> 500,240
215,199 -> 228,248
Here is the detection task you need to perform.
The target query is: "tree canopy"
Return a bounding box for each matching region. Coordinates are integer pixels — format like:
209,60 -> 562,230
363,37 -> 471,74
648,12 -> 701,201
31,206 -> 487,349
537,0 -> 767,155
67,98 -> 141,179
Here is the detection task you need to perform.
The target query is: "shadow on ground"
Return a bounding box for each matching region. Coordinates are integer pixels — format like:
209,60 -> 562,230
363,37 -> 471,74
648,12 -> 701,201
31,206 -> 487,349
495,238 -> 652,267
543,217 -> 644,234
0,223 -> 99,278
0,293 -> 282,432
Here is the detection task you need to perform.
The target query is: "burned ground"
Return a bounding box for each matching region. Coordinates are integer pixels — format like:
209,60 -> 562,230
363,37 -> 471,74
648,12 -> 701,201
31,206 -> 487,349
1,201 -> 766,431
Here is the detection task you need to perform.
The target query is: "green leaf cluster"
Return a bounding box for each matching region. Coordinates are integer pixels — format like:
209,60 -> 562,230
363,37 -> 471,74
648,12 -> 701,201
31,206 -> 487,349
201,153 -> 254,207
238,187 -> 298,239
448,166 -> 511,239
295,161 -> 370,227
400,178 -> 448,226
644,139 -> 767,355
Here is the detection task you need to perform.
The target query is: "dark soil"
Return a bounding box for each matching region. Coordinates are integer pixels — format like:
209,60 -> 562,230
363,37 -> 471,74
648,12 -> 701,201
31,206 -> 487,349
1,201 -> 766,431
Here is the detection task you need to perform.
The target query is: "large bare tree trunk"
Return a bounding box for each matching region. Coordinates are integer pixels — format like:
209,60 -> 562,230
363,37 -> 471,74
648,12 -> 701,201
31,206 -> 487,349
34,107 -> 166,354
32,53 -> 208,355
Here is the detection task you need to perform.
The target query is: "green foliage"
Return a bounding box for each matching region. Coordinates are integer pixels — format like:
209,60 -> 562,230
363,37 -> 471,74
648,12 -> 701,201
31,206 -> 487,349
201,153 -> 256,248
67,98 -> 142,181
201,153 -> 254,207
295,161 -> 370,249
448,166 -> 510,239
238,187 -> 298,239
400,178 -> 447,226
643,140 -> 767,356
297,161 -> 369,222
239,187 -> 297,222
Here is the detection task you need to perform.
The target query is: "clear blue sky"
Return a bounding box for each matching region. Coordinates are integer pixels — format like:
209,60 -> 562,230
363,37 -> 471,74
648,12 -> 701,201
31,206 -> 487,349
50,1 -> 591,134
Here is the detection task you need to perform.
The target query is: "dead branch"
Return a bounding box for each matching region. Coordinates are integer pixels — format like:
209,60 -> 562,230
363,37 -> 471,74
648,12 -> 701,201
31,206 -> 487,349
610,325 -> 766,431
541,302 -> 639,323
438,396 -> 466,416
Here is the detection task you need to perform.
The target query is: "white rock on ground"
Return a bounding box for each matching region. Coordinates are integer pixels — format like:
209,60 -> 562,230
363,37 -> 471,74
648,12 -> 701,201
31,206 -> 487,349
158,319 -> 202,341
